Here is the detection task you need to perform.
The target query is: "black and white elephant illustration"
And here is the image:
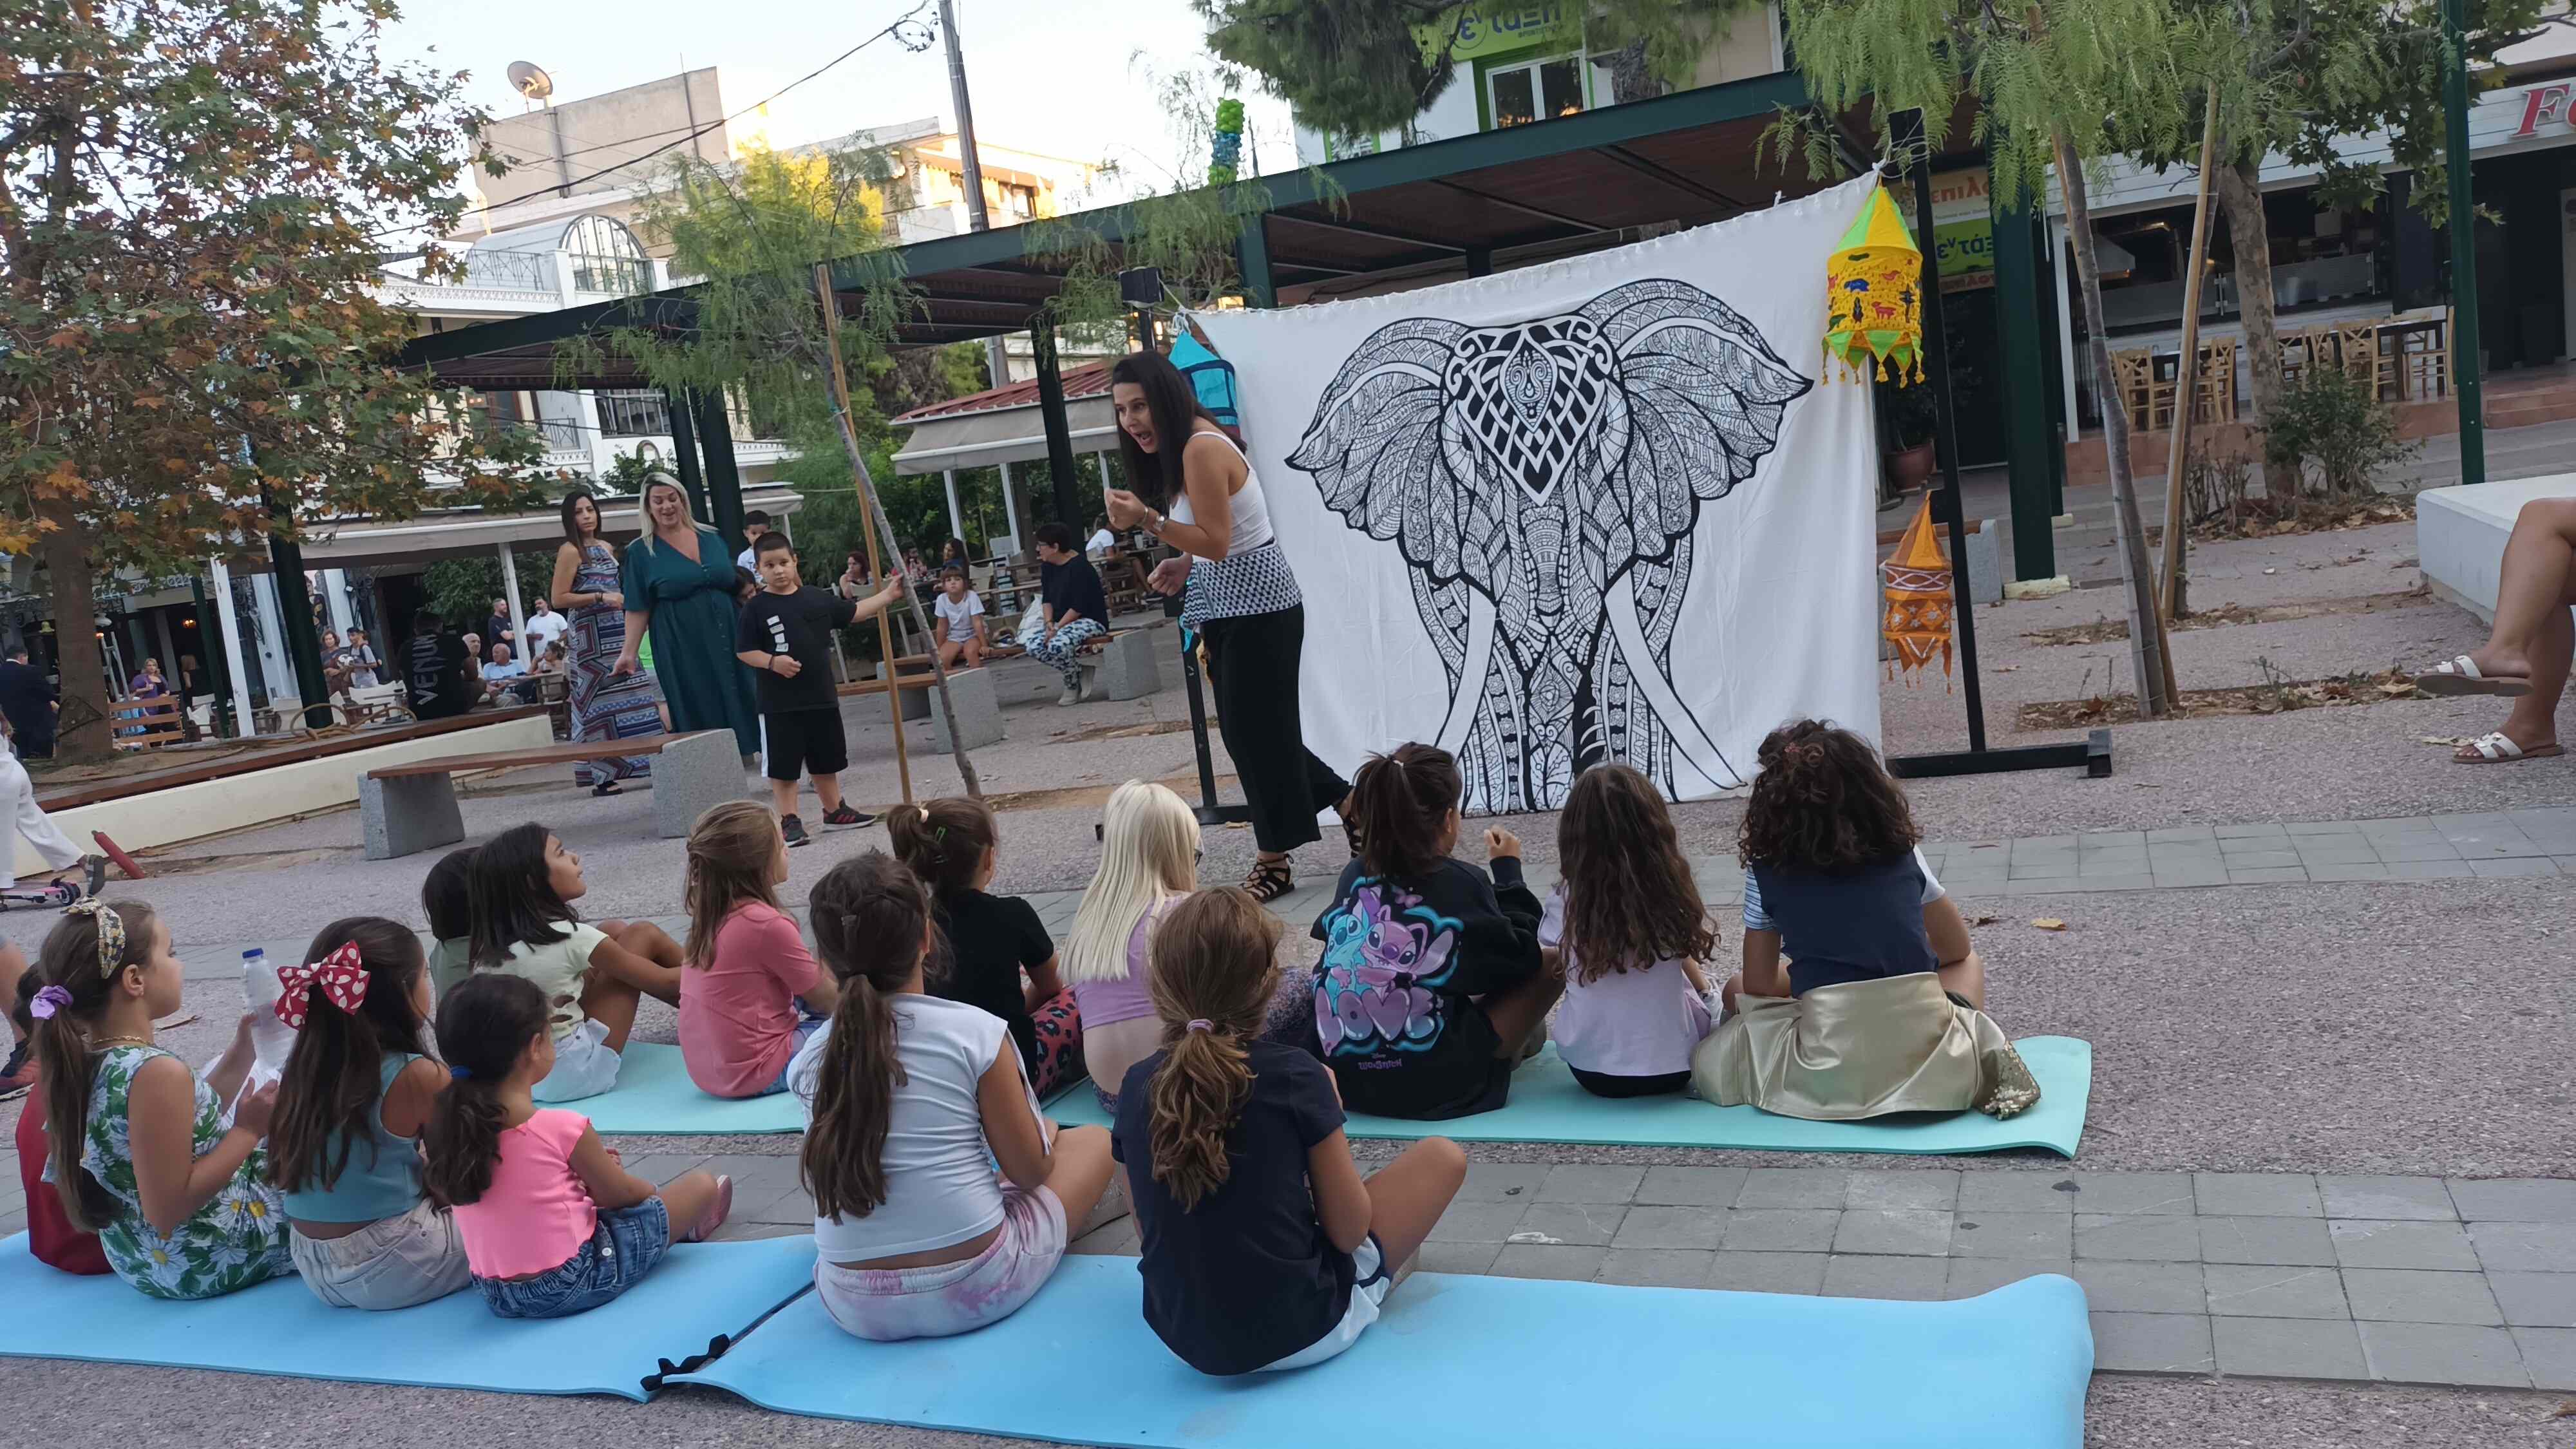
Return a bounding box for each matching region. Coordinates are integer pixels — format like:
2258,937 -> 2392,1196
1283,278 -> 1812,813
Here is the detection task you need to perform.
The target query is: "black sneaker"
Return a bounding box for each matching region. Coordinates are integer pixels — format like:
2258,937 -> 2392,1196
820,802 -> 875,829
781,814 -> 811,849
0,1039 -> 32,1101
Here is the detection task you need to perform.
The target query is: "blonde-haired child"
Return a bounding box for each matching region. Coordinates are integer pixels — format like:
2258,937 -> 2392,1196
1062,780 -> 1199,1110
677,801 -> 838,1098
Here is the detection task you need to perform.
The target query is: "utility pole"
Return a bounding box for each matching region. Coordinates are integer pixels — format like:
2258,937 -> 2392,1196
937,0 -> 1027,536
2441,0 -> 2484,486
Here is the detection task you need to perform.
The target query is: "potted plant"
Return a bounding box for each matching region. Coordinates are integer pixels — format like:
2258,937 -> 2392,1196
1880,379 -> 1941,496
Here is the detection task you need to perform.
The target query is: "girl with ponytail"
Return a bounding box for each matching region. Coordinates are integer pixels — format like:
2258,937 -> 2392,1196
27,900 -> 293,1299
269,918 -> 471,1309
887,797 -> 1084,1097
1113,887 -> 1465,1377
791,851 -> 1114,1343
424,974 -> 731,1319
1729,719 -> 1983,1010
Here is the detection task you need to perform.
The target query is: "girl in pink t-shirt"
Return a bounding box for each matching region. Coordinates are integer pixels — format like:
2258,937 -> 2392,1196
677,803 -> 841,1097
424,974 -> 732,1318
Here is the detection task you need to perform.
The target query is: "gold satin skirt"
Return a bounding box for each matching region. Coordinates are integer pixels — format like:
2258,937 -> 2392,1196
1690,971 -> 2041,1122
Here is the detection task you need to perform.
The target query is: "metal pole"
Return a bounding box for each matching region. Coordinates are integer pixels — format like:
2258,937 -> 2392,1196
937,0 -> 1016,394
2441,0 -> 2484,486
209,558 -> 256,737
498,542 -> 527,674
1895,111 -> 1988,754
942,468 -> 965,544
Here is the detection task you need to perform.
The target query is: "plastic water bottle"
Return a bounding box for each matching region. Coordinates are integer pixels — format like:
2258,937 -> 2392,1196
242,949 -> 296,1084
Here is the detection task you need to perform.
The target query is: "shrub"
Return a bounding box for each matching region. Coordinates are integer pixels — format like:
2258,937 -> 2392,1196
2263,368 -> 2417,500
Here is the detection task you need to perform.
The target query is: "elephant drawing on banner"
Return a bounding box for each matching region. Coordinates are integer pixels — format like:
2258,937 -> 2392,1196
1283,278 -> 1814,813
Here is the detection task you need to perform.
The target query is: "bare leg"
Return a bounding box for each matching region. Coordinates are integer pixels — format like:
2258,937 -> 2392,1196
580,969 -> 644,1052
770,777 -> 800,818
1936,952 -> 1987,1012
813,772 -> 845,812
1719,969 -> 1743,1017
1040,1122 -> 1117,1233
2465,591 -> 2574,760
1358,1137 -> 1467,1274
596,920 -> 685,1008
2470,498 -> 2576,678
1480,967 -> 1567,1060
0,941 -> 28,1042
657,1168 -> 724,1241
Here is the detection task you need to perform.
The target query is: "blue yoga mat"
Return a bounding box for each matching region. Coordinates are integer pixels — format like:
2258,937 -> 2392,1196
585,1043 -> 804,1136
0,1231 -> 813,1399
673,1254 -> 2093,1449
1049,1037 -> 2090,1157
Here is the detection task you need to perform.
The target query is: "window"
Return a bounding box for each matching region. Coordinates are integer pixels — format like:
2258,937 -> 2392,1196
999,182 -> 1036,220
594,390 -> 671,439
562,214 -> 651,296
1487,55 -> 1586,129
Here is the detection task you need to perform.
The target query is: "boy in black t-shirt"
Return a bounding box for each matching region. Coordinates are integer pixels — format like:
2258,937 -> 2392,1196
734,531 -> 905,846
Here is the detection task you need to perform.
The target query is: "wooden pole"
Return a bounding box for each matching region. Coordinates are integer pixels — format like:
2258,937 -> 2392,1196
2157,84 -> 2221,638
811,263 -> 982,800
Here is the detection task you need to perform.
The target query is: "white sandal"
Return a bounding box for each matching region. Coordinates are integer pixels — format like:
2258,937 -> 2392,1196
2455,731 -> 2564,764
2415,655 -> 2532,697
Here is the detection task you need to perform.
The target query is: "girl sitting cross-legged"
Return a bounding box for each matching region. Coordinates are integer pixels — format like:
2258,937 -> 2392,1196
469,822 -> 686,1103
1062,780 -> 1200,1113
26,900 -> 293,1299
889,799 -> 1085,1098
422,847 -> 477,1003
1308,743 -> 1559,1120
425,973 -> 732,1319
677,801 -> 840,1099
791,851 -> 1116,1342
1116,887 -> 1466,1376
1542,764 -> 1717,1099
268,916 -> 472,1309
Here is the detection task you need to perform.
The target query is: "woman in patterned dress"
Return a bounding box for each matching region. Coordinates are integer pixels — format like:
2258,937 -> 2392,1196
552,489 -> 666,795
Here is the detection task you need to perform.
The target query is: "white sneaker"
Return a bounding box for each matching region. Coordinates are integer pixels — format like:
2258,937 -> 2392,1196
1056,684 -> 1081,706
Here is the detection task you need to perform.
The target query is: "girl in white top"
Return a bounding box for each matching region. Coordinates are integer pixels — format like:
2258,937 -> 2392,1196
790,851 -> 1116,1341
931,567 -> 988,670
1541,764 -> 1717,1097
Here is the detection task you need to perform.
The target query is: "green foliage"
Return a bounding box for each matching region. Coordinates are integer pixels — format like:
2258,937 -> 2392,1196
2262,368 -> 2418,498
421,553 -> 560,638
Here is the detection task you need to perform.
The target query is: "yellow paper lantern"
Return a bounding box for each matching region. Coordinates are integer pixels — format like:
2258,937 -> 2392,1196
1881,495 -> 1954,683
1825,185 -> 1926,385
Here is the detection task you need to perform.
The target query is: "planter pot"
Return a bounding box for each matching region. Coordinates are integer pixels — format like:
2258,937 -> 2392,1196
1885,440 -> 1938,495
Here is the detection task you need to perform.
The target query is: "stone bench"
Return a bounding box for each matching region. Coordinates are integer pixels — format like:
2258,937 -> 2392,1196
1075,627 -> 1160,701
2420,473 -> 2576,625
359,730 -> 744,860
926,667 -> 1004,753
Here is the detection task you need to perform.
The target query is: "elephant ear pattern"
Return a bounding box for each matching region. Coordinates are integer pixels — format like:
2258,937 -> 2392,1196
1285,277 -> 1812,813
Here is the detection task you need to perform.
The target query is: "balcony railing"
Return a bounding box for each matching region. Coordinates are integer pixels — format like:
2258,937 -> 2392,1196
459,249 -> 556,292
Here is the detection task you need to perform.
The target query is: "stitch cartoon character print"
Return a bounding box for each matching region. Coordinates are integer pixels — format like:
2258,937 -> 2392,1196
1315,880 -> 1462,1060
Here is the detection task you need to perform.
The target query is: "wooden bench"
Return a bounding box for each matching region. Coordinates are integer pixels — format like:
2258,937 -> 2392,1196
109,696 -> 185,750
358,730 -> 745,861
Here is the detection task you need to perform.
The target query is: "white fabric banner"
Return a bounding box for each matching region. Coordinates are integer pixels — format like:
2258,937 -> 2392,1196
1194,175 -> 1884,815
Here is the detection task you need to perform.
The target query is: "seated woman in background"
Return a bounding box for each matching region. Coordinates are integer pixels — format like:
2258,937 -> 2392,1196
2412,495 -> 2576,764
1061,781 -> 1198,1112
1696,721 -> 2037,1122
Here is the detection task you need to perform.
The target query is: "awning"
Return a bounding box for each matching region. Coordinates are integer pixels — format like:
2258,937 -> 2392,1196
891,359 -> 1120,475
279,483 -> 808,569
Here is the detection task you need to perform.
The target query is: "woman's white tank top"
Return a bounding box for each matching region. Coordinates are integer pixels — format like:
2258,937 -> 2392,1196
1168,430 -> 1274,553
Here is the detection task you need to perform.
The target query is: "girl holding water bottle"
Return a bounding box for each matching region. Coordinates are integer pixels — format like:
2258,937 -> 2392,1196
243,946 -> 299,1086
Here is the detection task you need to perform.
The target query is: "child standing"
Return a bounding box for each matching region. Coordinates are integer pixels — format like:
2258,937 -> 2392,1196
269,917 -> 472,1309
734,531 -> 904,848
425,974 -> 731,1319
792,851 -> 1115,1342
1542,764 -> 1716,1098
469,823 -> 686,1103
422,847 -> 477,1003
677,802 -> 840,1099
932,566 -> 989,671
25,901 -> 293,1299
888,798 -> 1085,1097
1309,743 -> 1558,1120
1116,889 -> 1465,1376
1063,781 -> 1198,1112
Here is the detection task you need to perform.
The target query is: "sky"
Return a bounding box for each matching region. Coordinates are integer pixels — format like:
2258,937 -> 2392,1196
380,0 -> 1300,207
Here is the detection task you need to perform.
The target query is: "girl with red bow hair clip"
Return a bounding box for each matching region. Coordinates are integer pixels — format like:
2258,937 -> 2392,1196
266,917 -> 473,1309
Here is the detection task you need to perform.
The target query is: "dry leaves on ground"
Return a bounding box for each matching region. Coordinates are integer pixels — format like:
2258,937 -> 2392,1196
2020,668 -> 2428,730
2021,589 -> 2427,647
2030,918 -> 2069,931
2189,494 -> 2415,542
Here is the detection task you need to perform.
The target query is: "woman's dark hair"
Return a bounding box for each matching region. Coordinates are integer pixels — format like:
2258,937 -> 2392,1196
1348,742 -> 1463,880
268,918 -> 431,1195
942,537 -> 967,562
1144,888 -> 1281,1209
422,973 -> 549,1208
467,822 -> 576,969
1557,764 -> 1714,985
559,488 -> 604,545
1110,351 -> 1218,509
30,902 -> 160,1229
1736,719 -> 1922,873
799,852 -> 932,1222
422,847 -> 475,942
884,797 -> 998,907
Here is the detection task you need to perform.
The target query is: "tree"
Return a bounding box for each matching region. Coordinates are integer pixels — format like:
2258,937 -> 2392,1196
1197,0 -> 1764,135
1776,0 -> 2199,716
1,0 -> 537,759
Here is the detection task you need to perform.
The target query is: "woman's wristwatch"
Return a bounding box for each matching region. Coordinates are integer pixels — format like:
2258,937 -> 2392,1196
1143,509 -> 1165,537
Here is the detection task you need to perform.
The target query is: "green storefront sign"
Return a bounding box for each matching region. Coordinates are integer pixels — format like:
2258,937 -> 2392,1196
1421,3 -> 1580,62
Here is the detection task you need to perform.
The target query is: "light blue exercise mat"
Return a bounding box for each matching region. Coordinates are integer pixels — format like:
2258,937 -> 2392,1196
1048,1037 -> 2092,1157
672,1255 -> 2094,1449
584,1043 -> 806,1135
0,1232 -> 814,1399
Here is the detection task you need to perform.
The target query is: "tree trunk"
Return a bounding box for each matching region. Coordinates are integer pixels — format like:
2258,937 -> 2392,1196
2054,128 -> 2174,717
2215,156 -> 2294,502
37,494 -> 113,762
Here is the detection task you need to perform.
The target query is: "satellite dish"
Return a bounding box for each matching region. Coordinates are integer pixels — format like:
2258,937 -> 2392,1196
507,61 -> 554,102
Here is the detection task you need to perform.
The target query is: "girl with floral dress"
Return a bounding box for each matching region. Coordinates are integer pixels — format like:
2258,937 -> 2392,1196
26,900 -> 292,1299
551,488 -> 664,795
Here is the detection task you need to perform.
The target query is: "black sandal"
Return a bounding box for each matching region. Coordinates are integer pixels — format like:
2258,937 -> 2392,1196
1242,859 -> 1294,904
592,781 -> 624,798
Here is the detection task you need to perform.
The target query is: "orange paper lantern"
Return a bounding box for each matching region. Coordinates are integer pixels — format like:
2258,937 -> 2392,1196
1881,495 -> 1954,683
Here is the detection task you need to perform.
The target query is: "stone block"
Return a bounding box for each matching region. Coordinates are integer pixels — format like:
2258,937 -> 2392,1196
878,659 -> 930,720
359,772 -> 464,862
927,667 -> 1005,753
651,730 -> 751,839
1086,627 -> 1162,701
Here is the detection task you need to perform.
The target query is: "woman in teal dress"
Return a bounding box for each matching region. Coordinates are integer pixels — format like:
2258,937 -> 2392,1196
612,475 -> 761,762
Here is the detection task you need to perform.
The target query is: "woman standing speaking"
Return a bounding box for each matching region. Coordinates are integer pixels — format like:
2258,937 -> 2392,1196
1102,353 -> 1350,902
612,474 -> 761,764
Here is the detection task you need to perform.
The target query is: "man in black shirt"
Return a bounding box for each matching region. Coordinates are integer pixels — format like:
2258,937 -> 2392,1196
0,646 -> 57,759
1019,522 -> 1111,706
480,596 -> 515,663
734,531 -> 904,846
404,609 -> 476,721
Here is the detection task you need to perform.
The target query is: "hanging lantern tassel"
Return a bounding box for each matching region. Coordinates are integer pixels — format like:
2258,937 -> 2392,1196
1881,495 -> 1955,688
1824,184 -> 1927,386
